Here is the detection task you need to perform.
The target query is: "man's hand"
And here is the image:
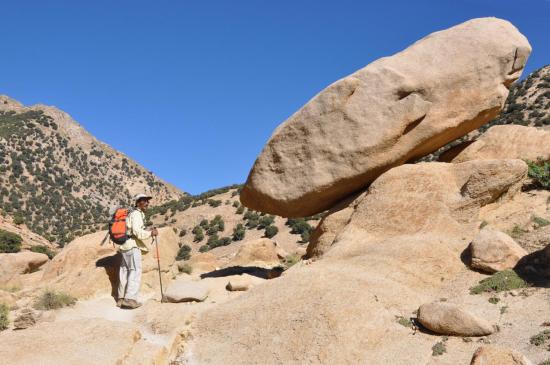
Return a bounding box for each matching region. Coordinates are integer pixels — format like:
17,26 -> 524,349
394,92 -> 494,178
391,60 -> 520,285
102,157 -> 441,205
151,227 -> 159,237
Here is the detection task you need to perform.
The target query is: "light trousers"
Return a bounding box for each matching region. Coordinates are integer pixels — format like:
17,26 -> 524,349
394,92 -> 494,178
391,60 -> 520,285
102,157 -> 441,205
118,247 -> 142,300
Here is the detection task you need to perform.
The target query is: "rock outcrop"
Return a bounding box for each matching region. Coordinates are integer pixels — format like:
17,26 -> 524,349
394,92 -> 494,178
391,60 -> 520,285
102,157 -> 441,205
469,228 -> 527,273
0,251 -> 49,286
470,345 -> 533,365
240,17 -> 531,217
187,159 -> 526,364
452,125 -> 550,163
417,302 -> 494,336
165,280 -> 210,303
226,238 -> 282,268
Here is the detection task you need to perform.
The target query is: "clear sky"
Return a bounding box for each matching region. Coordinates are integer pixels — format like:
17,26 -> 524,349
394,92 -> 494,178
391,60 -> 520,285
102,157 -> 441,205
1,0 -> 548,194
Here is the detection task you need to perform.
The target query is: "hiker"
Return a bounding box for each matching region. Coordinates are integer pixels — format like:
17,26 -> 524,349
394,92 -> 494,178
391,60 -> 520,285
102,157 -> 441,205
117,193 -> 158,309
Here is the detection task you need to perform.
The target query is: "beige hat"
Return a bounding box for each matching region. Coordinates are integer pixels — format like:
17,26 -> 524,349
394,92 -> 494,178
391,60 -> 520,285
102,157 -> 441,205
133,193 -> 152,203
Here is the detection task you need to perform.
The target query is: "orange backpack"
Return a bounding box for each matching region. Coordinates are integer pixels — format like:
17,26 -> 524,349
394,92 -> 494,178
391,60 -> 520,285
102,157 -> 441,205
109,208 -> 131,244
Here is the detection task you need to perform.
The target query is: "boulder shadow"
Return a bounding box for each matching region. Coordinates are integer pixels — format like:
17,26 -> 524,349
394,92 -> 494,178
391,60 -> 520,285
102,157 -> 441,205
514,246 -> 550,288
200,266 -> 284,280
96,253 -> 122,299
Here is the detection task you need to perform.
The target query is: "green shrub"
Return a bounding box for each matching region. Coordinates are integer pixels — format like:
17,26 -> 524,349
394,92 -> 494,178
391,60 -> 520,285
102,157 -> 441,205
192,226 -> 204,242
0,303 -> 8,331
199,245 -> 209,253
179,263 -> 193,274
530,330 -> 550,346
13,213 -> 24,225
179,229 -> 187,237
258,215 -> 275,229
199,219 -> 209,228
176,244 -> 191,261
283,254 -> 300,269
232,224 -> 246,241
510,225 -> 527,239
431,341 -> 446,356
527,160 -> 550,190
488,297 -> 500,304
395,316 -> 412,328
34,290 -> 76,310
232,201 -> 240,208
470,270 -> 528,294
264,225 -> 279,238
533,216 -> 550,228
236,206 -> 245,214
0,229 -> 22,253
30,245 -> 55,259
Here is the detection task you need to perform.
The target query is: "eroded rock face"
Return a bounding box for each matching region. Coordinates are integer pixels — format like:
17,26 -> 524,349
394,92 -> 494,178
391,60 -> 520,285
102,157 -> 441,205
470,345 -> 533,365
417,302 -> 494,336
452,125 -> 550,163
188,160 -> 525,364
0,251 -> 49,286
311,159 -> 527,259
470,228 -> 527,273
241,17 -> 531,217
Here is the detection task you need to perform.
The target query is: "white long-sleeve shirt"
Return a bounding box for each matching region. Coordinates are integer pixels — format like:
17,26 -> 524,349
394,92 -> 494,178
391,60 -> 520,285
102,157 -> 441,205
119,209 -> 151,253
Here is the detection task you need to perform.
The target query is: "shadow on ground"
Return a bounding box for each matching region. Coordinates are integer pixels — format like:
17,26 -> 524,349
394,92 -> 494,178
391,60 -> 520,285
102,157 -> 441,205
200,266 -> 284,280
514,245 -> 550,288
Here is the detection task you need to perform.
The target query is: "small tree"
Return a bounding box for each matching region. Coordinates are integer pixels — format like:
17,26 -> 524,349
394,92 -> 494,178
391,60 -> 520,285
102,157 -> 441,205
176,244 -> 192,261
232,224 -> 246,241
0,229 -> 22,253
264,225 -> 279,238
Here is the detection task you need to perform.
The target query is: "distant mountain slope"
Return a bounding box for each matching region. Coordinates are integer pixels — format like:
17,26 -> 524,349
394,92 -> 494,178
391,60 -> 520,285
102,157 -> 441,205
0,95 -> 185,246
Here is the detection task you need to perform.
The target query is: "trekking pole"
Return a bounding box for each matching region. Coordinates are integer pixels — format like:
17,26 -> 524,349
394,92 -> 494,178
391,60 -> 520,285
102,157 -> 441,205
154,233 -> 165,302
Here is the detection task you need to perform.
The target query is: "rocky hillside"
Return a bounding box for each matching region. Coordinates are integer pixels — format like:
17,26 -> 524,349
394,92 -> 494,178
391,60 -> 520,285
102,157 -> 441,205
147,184 -> 321,264
492,65 -> 550,128
0,96 -> 184,246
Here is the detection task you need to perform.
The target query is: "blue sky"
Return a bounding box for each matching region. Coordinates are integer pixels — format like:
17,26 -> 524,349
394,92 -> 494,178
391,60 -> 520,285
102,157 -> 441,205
1,0 -> 549,194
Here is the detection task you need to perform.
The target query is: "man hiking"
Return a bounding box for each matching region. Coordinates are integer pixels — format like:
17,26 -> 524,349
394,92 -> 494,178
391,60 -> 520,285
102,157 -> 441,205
117,193 -> 158,309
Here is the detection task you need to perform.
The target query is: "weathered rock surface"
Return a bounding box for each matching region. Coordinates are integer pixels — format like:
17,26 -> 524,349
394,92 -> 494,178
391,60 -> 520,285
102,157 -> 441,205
470,228 -> 527,273
417,302 -> 494,336
0,251 -> 49,285
13,308 -> 38,330
165,280 -> 210,303
226,274 -> 265,291
187,159 -> 525,364
40,228 -> 178,299
452,125 -> 550,163
470,345 -> 533,365
227,238 -> 282,268
240,17 -> 531,216
0,319 -> 145,365
185,252 -> 220,273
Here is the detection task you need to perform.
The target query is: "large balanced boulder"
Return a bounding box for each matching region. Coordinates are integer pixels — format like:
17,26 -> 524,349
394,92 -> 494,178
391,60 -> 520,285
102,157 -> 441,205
470,345 -> 532,365
187,159 -> 525,364
470,228 -> 527,273
452,125 -> 550,163
240,18 -> 531,217
40,228 -> 178,299
417,302 -> 494,336
0,251 -> 49,285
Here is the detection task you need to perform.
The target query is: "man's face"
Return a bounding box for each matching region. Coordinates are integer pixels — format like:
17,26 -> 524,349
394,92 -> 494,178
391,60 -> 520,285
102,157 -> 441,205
137,198 -> 151,211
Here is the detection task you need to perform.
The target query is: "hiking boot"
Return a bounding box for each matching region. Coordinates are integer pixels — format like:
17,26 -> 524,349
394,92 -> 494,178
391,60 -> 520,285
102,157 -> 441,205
121,299 -> 142,309
116,298 -> 124,307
